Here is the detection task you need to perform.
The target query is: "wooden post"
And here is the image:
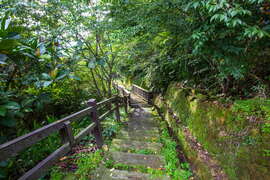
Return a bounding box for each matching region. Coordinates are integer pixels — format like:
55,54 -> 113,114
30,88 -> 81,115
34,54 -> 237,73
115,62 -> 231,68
114,83 -> 119,94
87,99 -> 103,149
124,96 -> 128,114
59,121 -> 74,146
122,88 -> 125,97
115,97 -> 121,122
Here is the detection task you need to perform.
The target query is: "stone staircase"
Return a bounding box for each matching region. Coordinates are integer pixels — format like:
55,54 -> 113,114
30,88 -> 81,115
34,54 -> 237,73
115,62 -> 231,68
93,104 -> 170,180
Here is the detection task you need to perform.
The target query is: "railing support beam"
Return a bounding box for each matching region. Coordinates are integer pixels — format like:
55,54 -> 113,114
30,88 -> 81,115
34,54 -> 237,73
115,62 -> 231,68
88,99 -> 103,149
59,121 -> 74,146
114,97 -> 121,122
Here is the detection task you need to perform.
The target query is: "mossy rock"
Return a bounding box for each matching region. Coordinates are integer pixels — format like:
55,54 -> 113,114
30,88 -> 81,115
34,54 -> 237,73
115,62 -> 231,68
154,83 -> 270,180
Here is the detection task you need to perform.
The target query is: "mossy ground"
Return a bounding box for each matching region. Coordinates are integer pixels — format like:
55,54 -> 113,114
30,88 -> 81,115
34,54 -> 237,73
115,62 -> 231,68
155,83 -> 270,180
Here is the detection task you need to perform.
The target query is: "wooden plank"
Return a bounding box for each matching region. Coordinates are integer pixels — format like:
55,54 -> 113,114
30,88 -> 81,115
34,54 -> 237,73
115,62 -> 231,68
74,123 -> 96,144
0,106 -> 93,161
132,84 -> 150,93
60,121 -> 75,146
96,97 -> 116,107
59,106 -> 93,123
0,123 -> 64,162
132,84 -> 152,103
98,107 -> 117,121
18,143 -> 70,180
88,99 -> 103,148
115,98 -> 121,122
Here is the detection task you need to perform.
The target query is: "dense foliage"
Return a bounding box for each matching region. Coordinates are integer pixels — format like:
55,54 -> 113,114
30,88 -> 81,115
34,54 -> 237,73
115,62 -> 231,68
0,0 -> 120,142
106,0 -> 270,98
0,0 -> 119,179
1,0 -> 270,179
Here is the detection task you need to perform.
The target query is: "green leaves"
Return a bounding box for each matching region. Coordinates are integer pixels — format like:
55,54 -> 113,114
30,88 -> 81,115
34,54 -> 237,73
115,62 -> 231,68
0,101 -> 20,128
0,118 -> 16,128
0,54 -> 7,64
41,73 -> 51,80
0,106 -> 7,116
244,26 -> 269,38
4,102 -> 20,110
1,13 -> 11,31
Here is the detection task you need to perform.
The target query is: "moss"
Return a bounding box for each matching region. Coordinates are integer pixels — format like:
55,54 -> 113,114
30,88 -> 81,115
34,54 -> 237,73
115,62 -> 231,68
155,83 -> 270,180
177,129 -> 213,180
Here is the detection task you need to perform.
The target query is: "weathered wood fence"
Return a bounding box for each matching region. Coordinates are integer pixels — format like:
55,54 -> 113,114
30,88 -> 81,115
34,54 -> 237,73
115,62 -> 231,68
113,83 -> 131,111
131,84 -> 153,104
0,83 -> 152,180
113,82 -> 153,105
0,95 -> 127,180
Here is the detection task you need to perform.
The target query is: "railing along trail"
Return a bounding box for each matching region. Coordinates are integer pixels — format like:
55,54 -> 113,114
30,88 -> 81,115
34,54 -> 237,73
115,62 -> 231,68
0,83 -> 152,180
0,94 -> 129,180
131,84 -> 153,104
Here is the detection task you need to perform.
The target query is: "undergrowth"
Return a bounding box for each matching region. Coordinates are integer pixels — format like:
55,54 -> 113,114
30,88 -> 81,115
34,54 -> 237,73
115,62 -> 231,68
159,121 -> 193,180
47,108 -> 127,179
104,159 -> 165,178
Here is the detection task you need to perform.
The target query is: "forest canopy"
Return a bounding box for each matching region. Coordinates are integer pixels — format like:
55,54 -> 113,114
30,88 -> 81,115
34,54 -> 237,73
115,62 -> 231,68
1,0 -> 270,179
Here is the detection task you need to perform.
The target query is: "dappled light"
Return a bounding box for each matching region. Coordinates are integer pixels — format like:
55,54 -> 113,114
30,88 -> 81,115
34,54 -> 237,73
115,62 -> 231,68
1,0 -> 270,179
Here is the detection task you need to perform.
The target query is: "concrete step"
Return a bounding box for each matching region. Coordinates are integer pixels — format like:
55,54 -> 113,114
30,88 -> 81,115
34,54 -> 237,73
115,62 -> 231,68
110,139 -> 162,153
110,152 -> 165,169
122,125 -> 159,132
117,130 -> 159,142
96,168 -> 170,180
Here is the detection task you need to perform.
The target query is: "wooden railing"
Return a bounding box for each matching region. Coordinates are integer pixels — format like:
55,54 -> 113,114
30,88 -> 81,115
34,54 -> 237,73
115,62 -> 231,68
113,83 -> 131,112
0,96 -> 126,180
132,84 -> 153,104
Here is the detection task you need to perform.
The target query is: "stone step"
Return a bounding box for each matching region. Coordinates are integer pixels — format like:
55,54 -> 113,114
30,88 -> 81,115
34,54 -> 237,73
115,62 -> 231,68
126,121 -> 159,129
122,125 -> 159,133
96,168 -> 170,180
117,130 -> 159,142
125,119 -> 159,129
110,152 -> 165,169
110,139 -> 162,153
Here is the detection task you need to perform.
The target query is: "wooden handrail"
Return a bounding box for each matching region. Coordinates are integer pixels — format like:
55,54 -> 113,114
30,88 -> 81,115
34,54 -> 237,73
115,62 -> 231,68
0,95 -> 126,180
113,83 -> 131,114
132,84 -> 150,93
96,96 -> 117,107
132,84 -> 153,104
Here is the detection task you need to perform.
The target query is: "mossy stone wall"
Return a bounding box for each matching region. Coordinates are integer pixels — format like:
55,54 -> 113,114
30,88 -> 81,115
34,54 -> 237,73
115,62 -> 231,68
154,83 -> 270,180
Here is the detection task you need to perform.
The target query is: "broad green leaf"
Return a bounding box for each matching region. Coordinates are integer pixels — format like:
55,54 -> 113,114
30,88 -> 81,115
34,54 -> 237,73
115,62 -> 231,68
0,161 -> 8,167
0,168 -> 6,179
88,61 -> 96,68
0,106 -> 7,116
97,58 -> 106,66
4,18 -> 11,30
4,102 -> 20,110
23,108 -> 33,113
39,43 -> 46,55
7,32 -> 21,39
0,54 -> 7,64
40,54 -> 51,60
22,52 -> 35,59
55,70 -> 68,80
0,118 -> 16,127
21,98 -> 35,107
69,74 -> 81,80
41,73 -> 51,80
43,81 -> 53,87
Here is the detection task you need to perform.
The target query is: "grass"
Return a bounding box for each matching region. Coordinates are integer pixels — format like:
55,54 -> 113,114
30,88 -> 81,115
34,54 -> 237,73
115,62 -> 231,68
47,108 -> 128,179
49,150 -> 103,180
104,159 -> 165,178
159,120 -> 193,180
111,146 -> 157,155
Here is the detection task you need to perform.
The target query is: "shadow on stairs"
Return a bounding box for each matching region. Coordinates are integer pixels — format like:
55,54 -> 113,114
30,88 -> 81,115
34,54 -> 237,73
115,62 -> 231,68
92,101 -> 170,180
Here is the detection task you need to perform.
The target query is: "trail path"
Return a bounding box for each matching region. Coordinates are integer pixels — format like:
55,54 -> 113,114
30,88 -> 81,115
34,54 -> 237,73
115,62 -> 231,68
93,94 -> 170,180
